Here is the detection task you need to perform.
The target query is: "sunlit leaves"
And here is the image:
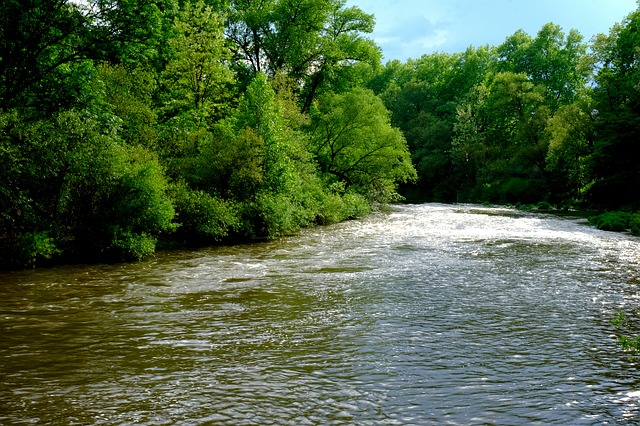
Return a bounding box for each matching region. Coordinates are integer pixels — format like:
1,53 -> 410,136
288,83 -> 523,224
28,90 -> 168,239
226,0 -> 379,110
497,23 -> 588,111
160,0 -> 234,124
310,88 -> 416,202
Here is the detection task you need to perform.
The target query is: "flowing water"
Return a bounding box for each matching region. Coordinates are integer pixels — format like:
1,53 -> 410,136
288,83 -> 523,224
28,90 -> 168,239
2,204 -> 640,425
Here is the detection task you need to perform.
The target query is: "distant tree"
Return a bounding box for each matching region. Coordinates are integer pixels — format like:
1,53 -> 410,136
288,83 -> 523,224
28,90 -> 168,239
452,72 -> 550,202
377,47 -> 495,200
545,92 -> 595,203
497,23 -> 589,112
309,88 -> 416,202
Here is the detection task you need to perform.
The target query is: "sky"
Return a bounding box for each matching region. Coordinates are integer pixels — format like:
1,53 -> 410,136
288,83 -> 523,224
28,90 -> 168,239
345,0 -> 639,62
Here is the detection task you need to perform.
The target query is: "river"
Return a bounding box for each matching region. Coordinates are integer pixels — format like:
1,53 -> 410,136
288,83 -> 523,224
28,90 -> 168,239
1,203 -> 640,425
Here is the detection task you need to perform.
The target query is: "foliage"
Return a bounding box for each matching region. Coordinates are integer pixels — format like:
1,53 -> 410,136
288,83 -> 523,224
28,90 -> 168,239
587,8 -> 640,209
3,0 -> 640,269
168,182 -> 238,244
377,47 -> 496,201
545,94 -> 595,202
97,64 -> 159,148
159,0 -> 234,124
612,311 -> 640,360
309,88 -> 417,202
55,120 -> 176,261
0,0 -> 168,112
17,232 -> 62,269
496,23 -> 589,111
588,211 -> 636,233
0,106 -> 176,266
226,0 -> 380,111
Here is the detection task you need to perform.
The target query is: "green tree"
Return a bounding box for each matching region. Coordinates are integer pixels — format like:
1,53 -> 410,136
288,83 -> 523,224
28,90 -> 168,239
452,72 -> 550,202
588,7 -> 640,208
450,83 -> 491,198
377,47 -> 495,200
192,74 -> 320,238
309,88 -> 416,202
0,0 -> 168,112
0,107 -> 176,267
545,92 -> 595,203
226,0 -> 380,111
497,23 -> 589,111
159,0 -> 234,124
97,64 -> 159,149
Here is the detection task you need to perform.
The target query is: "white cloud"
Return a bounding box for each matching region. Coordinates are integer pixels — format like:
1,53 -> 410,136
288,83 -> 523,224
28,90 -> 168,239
409,29 -> 451,52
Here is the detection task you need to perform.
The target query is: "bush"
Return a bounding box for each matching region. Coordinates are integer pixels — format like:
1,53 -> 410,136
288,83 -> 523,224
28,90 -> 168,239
17,231 -> 61,268
169,183 -> 238,244
500,178 -> 539,204
341,192 -> 372,219
588,211 -> 632,232
536,201 -> 553,210
109,227 -> 157,261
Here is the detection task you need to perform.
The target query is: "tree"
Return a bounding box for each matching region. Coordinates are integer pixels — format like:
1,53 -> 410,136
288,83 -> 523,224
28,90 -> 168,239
0,0 -> 167,112
588,7 -> 640,208
159,0 -> 234,124
226,0 -> 380,111
0,106 -> 176,267
97,64 -> 159,149
309,88 -> 416,202
545,93 -> 595,203
452,72 -> 550,202
377,47 -> 495,200
192,73 -> 323,238
497,23 -> 589,112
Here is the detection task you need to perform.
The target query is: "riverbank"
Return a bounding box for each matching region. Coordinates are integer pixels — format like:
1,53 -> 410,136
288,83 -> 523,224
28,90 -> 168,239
503,202 -> 640,236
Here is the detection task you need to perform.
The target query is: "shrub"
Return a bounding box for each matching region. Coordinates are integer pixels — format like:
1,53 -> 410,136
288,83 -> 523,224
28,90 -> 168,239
536,201 -> 553,210
341,192 -> 372,219
500,178 -> 538,204
109,227 -> 157,261
17,231 -> 61,268
629,214 -> 640,236
588,211 -> 632,232
169,182 -> 238,244
58,136 -> 175,261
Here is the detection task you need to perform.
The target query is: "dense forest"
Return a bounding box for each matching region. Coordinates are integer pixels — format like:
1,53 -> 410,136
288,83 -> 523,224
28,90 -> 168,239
1,0 -> 639,269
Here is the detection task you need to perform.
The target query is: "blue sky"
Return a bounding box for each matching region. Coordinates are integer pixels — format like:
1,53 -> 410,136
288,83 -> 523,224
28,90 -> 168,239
346,0 -> 638,61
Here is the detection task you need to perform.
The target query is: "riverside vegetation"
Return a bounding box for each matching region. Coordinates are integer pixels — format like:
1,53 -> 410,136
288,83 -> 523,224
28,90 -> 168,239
2,0 -> 640,269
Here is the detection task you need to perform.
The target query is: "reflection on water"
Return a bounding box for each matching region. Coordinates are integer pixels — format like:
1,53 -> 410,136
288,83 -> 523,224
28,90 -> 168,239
1,204 -> 640,424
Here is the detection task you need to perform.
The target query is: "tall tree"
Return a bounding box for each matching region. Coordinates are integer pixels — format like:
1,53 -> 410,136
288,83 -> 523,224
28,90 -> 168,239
378,47 -> 495,200
225,0 -> 380,111
0,0 -> 167,112
497,23 -> 589,111
159,0 -> 234,124
545,92 -> 595,202
452,72 -> 550,202
588,7 -> 640,208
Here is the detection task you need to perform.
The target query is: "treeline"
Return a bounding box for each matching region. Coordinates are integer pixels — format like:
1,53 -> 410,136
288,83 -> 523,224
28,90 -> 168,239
0,0 -> 416,269
370,10 -> 640,212
2,1 -> 639,270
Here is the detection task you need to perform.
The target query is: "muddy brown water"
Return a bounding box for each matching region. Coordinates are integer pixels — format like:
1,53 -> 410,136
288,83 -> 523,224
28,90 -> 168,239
2,204 -> 640,425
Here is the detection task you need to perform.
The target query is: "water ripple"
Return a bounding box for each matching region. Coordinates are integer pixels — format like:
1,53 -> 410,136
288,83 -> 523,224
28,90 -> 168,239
1,204 -> 640,424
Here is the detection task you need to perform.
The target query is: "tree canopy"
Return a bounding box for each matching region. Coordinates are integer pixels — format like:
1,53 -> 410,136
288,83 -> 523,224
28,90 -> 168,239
0,0 -> 409,269
371,9 -> 640,209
